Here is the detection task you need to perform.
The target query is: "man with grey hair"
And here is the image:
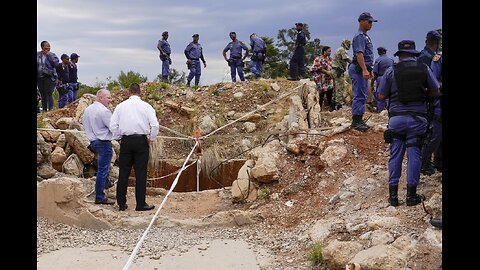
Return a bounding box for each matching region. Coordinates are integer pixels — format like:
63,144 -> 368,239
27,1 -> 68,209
83,89 -> 115,205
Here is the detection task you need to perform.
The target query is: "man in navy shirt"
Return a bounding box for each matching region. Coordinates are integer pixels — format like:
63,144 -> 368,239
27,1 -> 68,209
223,32 -> 249,82
377,40 -> 440,207
185,34 -> 207,87
371,47 -> 394,112
287,23 -> 306,81
157,31 -> 171,82
348,12 -> 377,132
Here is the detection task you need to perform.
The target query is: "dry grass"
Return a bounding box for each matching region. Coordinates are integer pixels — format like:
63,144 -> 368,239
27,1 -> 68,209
200,143 -> 230,179
148,137 -> 164,173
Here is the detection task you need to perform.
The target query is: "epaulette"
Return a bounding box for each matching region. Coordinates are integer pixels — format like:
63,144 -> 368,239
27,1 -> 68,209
432,54 -> 441,62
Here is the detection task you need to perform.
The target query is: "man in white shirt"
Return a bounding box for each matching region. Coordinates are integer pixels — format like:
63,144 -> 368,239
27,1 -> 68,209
83,89 -> 115,205
110,83 -> 159,211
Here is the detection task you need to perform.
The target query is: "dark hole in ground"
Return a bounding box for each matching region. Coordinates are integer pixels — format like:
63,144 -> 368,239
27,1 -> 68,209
127,159 -> 246,192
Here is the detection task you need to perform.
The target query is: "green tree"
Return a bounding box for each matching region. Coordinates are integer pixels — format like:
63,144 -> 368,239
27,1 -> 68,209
154,68 -> 186,85
117,70 -> 147,88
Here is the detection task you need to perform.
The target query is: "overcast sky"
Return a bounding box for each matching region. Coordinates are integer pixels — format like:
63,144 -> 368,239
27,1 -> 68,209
37,0 -> 441,87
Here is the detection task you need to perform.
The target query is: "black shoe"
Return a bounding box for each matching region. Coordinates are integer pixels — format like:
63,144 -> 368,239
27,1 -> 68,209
106,180 -> 114,189
287,77 -> 299,81
95,198 -> 115,205
406,184 -> 425,206
351,115 -> 370,132
388,185 -> 399,207
135,204 -> 155,211
430,217 -> 442,229
336,104 -> 343,110
421,162 -> 435,176
119,204 -> 128,211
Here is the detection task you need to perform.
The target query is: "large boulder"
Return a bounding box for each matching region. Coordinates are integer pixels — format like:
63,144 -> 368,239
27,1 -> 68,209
51,147 -> 67,172
74,93 -> 96,123
55,117 -> 74,130
64,130 -> 94,164
199,115 -> 217,135
39,123 -> 62,142
249,141 -> 282,183
37,132 -> 52,165
37,177 -> 112,229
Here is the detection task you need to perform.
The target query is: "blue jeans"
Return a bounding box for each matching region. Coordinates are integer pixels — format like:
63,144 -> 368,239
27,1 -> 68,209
388,115 -> 427,186
348,64 -> 369,116
90,140 -> 113,201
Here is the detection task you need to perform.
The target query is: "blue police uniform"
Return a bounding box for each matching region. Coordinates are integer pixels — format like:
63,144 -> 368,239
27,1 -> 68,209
249,35 -> 266,78
68,53 -> 79,102
223,40 -> 249,82
417,47 -> 436,66
185,38 -> 206,86
378,40 -> 440,207
158,37 -> 171,79
37,49 -> 59,112
349,29 -> 375,118
373,52 -> 394,111
56,55 -> 71,108
421,53 -> 442,173
289,26 -> 306,80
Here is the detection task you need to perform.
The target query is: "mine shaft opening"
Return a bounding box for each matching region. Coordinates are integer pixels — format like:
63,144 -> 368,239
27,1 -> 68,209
127,159 -> 246,192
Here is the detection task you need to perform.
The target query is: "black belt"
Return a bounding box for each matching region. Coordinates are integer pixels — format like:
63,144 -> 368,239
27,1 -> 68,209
122,134 -> 147,139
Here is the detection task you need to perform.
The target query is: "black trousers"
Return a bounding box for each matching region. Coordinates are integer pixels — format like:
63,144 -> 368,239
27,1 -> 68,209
116,135 -> 149,207
37,76 -> 56,111
289,48 -> 306,79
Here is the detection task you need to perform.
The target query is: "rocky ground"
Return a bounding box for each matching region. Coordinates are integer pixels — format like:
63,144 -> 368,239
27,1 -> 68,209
37,79 -> 442,269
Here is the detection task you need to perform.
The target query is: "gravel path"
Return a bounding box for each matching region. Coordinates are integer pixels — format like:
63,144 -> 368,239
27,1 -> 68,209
37,217 -> 313,269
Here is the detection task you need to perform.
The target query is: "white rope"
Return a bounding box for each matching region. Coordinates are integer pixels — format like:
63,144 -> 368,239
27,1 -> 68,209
122,140 -> 199,270
203,83 -> 306,139
146,160 -> 197,181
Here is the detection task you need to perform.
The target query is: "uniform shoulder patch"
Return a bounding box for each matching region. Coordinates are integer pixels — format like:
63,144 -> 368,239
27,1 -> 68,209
433,54 -> 441,62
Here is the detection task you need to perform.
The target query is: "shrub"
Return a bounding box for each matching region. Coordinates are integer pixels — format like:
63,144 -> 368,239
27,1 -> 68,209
307,241 -> 323,266
117,70 -> 147,88
258,187 -> 271,200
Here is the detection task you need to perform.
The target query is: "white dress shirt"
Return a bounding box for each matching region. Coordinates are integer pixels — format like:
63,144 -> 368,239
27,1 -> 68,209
83,101 -> 113,141
109,95 -> 159,141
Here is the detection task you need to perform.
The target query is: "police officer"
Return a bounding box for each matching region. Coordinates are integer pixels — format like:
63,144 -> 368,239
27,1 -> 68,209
332,39 -> 352,109
223,32 -> 249,82
287,23 -> 306,81
157,31 -> 171,82
249,33 -> 267,79
371,47 -> 394,112
417,30 -> 442,66
377,40 -> 440,207
56,54 -> 71,108
37,41 -> 59,112
184,34 -> 207,87
349,12 -> 377,132
419,30 -> 442,175
68,53 -> 80,101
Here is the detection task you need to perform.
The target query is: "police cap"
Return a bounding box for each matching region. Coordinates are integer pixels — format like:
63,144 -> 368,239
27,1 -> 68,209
426,30 -> 441,40
393,40 -> 420,57
358,12 -> 378,22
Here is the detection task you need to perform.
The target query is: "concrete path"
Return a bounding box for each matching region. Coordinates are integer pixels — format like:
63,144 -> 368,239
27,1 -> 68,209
38,239 -> 268,270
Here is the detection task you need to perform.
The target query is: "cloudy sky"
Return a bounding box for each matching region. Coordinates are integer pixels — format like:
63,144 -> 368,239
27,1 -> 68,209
37,0 -> 441,87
